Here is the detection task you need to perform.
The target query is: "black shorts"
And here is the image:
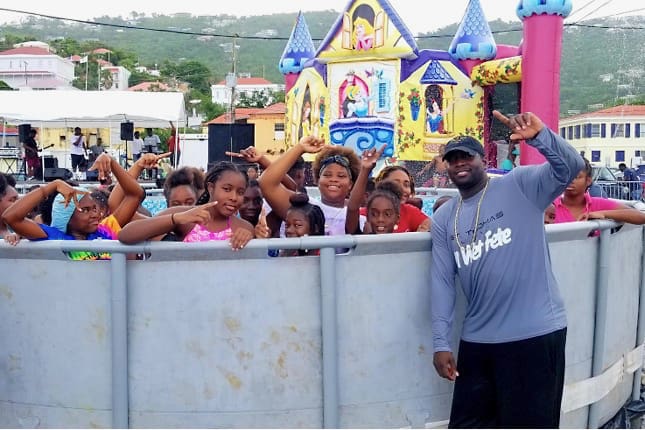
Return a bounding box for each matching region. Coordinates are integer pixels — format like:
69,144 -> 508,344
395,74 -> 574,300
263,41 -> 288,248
71,154 -> 85,170
449,328 -> 566,428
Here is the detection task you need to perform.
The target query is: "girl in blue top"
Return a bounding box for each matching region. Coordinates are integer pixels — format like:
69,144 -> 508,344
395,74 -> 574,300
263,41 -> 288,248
2,153 -> 144,243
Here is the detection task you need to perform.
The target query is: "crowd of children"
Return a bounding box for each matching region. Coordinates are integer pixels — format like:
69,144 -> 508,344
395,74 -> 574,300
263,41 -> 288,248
1,132 -> 645,257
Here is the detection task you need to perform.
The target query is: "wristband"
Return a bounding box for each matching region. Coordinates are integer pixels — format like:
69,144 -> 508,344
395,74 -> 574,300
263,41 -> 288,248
170,213 -> 176,225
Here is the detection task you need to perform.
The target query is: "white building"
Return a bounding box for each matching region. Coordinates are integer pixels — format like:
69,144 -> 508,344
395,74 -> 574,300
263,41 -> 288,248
0,45 -> 75,90
559,105 -> 645,167
101,65 -> 131,91
211,75 -> 284,106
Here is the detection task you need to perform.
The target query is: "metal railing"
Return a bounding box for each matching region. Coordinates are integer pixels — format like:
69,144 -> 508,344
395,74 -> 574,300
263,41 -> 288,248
0,222 -> 643,428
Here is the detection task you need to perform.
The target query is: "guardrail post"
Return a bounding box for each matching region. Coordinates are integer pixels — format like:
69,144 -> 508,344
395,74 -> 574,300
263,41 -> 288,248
588,227 -> 611,428
319,246 -> 339,428
632,227 -> 645,403
110,252 -> 129,428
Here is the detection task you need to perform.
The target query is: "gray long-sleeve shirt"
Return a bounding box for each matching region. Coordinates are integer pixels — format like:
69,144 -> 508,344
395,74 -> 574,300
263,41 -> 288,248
431,127 -> 584,352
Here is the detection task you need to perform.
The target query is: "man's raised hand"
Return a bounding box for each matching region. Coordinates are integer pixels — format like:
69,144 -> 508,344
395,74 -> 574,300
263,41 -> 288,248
493,110 -> 544,142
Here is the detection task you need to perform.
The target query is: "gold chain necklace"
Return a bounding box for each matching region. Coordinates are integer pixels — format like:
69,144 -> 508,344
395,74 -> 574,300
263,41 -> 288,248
454,179 -> 490,249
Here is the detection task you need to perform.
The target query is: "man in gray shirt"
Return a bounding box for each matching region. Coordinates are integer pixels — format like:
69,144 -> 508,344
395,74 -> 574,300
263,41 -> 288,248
431,110 -> 584,428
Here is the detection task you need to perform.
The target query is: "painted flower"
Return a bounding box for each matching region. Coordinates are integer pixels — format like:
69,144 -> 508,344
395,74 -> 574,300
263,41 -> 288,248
407,88 -> 422,107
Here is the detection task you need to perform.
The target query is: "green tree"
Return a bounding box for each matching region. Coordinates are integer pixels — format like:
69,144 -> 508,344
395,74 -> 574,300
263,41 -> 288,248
0,33 -> 37,51
237,89 -> 285,108
49,38 -> 81,58
161,60 -> 212,94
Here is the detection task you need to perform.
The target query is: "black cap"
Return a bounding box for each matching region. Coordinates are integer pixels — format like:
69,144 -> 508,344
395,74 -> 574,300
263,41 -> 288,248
442,135 -> 485,161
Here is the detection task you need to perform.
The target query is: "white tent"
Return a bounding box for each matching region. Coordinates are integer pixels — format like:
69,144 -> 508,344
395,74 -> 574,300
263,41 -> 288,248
0,90 -> 187,174
0,90 -> 186,128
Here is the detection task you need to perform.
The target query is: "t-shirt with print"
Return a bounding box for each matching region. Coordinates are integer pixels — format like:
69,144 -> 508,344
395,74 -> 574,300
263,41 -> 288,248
34,215 -> 121,260
431,127 -> 584,353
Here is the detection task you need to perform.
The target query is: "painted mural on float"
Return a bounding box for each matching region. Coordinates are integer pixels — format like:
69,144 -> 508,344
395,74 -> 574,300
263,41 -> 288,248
279,0 -> 570,164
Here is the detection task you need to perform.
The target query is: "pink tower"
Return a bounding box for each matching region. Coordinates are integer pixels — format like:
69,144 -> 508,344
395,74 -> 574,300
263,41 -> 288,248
517,0 -> 573,165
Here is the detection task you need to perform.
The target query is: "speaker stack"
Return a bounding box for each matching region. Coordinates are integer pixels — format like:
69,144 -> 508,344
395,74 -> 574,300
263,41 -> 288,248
120,122 -> 134,141
44,167 -> 73,182
18,124 -> 31,143
207,123 -> 255,164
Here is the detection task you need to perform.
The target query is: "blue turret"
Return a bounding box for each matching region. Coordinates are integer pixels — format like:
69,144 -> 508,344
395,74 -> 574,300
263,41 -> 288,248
448,0 -> 497,61
279,12 -> 316,92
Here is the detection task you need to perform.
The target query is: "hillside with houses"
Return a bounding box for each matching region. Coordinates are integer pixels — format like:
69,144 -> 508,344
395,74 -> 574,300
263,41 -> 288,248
0,11 -> 643,115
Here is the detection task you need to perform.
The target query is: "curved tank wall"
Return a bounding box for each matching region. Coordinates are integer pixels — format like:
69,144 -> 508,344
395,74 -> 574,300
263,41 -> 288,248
0,222 -> 642,428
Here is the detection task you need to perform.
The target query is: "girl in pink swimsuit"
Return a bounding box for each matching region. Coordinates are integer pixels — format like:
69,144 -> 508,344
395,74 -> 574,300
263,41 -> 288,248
118,161 -> 255,250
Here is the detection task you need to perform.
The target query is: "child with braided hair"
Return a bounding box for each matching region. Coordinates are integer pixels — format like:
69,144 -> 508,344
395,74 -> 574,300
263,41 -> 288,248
348,146 -> 429,234
118,161 -> 254,251
363,181 -> 403,234
280,192 -> 326,257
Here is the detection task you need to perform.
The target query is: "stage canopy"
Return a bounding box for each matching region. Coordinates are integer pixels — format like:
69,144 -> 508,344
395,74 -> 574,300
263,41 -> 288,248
0,90 -> 186,128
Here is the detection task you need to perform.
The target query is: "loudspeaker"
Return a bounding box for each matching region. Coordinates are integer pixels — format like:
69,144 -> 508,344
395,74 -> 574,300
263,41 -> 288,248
120,122 -> 134,141
44,167 -> 73,182
42,155 -> 58,169
208,124 -> 255,164
85,170 -> 99,181
18,124 -> 31,143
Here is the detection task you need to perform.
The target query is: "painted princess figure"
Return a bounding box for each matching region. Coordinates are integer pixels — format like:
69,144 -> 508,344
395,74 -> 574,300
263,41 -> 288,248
352,17 -> 375,51
426,100 -> 444,133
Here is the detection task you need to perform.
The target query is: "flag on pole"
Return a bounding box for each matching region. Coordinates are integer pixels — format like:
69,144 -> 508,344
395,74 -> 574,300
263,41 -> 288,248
80,56 -> 88,64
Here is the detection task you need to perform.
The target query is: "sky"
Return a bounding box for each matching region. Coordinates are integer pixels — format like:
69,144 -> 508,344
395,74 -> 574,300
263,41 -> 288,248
0,0 -> 644,35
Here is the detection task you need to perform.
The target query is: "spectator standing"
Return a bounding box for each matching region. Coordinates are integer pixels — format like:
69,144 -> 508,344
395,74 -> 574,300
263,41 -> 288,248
70,127 -> 87,175
431,111 -> 584,428
88,137 -> 106,164
131,131 -> 144,163
22,128 -> 41,180
143,128 -> 161,154
167,122 -> 180,168
500,141 -> 519,171
143,128 -> 161,179
619,162 -> 641,200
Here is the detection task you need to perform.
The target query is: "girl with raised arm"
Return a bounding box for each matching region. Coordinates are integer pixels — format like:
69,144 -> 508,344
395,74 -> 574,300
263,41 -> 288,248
259,135 -> 363,236
118,161 -> 254,251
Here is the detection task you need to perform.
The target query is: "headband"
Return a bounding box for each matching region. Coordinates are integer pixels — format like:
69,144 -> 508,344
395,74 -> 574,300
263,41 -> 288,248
319,154 -> 351,176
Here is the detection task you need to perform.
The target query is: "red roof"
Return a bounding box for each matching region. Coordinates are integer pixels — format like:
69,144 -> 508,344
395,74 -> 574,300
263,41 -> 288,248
564,105 -> 645,120
69,54 -> 82,62
215,77 -> 275,86
208,113 -> 251,124
92,48 -> 112,54
207,104 -> 286,124
128,81 -> 171,92
0,46 -> 52,56
263,103 -> 286,113
0,125 -> 17,134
